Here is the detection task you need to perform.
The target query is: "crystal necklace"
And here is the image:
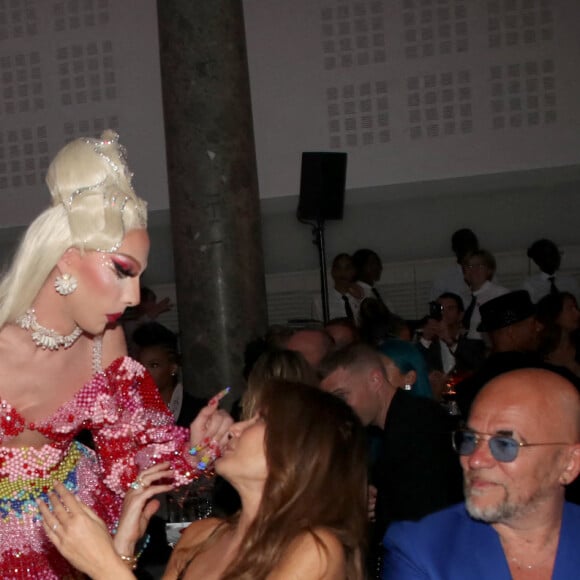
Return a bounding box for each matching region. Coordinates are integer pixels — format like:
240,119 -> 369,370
16,308 -> 83,351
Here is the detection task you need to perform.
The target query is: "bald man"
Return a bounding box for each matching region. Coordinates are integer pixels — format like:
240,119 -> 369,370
382,369 -> 580,579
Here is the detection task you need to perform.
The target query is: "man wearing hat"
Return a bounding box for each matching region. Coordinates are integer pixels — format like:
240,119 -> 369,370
454,290 -> 542,417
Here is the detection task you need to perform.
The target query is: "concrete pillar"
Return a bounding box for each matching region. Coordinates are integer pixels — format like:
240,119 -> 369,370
157,1 -> 267,406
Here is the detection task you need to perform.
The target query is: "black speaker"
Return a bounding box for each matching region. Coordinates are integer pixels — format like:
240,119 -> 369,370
297,152 -> 347,221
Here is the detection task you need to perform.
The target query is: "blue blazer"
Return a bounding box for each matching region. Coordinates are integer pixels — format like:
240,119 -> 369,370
383,502 -> 580,579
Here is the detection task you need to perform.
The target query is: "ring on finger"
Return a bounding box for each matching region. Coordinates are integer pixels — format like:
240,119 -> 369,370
130,476 -> 149,491
130,479 -> 142,491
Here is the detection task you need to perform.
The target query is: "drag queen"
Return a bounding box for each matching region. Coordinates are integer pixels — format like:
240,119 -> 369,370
0,131 -> 230,578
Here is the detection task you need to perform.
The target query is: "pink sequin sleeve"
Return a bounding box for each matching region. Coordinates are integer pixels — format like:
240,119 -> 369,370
92,356 -> 199,495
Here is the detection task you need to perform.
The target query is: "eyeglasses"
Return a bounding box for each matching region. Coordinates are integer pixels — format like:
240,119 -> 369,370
463,263 -> 486,270
452,429 -> 571,463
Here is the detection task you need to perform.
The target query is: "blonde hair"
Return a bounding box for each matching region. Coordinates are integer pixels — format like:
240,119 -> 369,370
0,131 -> 147,327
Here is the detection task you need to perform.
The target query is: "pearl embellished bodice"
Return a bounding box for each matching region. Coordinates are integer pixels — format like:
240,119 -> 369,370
0,355 -> 199,579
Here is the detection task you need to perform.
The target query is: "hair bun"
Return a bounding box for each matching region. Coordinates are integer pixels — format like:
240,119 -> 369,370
45,131 -> 147,251
46,130 -> 136,208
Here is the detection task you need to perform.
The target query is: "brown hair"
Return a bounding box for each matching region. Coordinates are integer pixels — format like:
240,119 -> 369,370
228,381 -> 366,579
319,341 -> 385,380
174,381 -> 368,579
241,349 -> 318,419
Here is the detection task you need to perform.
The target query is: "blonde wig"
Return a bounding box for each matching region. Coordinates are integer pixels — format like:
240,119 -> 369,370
0,130 -> 147,327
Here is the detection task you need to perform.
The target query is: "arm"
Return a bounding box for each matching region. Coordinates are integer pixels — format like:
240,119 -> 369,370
382,542 -> 429,580
38,465 -> 174,579
37,483 -> 136,580
92,358 -> 232,499
268,529 -> 347,580
142,295 -> 174,319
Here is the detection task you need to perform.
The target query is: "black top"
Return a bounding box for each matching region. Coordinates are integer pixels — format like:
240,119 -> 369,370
373,389 -> 464,529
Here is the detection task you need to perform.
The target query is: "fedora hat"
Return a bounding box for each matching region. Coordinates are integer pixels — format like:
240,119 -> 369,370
477,290 -> 535,332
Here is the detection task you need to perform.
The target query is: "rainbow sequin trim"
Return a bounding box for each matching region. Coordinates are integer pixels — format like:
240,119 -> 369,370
0,441 -> 90,522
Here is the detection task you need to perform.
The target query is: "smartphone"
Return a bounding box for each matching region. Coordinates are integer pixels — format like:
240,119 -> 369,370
428,301 -> 443,321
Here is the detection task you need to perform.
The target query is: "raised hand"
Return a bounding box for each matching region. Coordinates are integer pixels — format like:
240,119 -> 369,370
189,388 -> 234,463
114,462 -> 175,557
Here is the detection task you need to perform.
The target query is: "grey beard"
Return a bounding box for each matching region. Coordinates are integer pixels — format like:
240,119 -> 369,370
465,494 -> 519,523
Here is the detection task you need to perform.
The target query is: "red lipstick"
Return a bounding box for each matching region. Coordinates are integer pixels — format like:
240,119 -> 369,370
107,313 -> 123,324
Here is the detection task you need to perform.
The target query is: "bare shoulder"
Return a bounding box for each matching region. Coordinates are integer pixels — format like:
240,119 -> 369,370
101,325 -> 128,367
176,517 -> 222,546
268,528 -> 346,580
163,518 -> 222,580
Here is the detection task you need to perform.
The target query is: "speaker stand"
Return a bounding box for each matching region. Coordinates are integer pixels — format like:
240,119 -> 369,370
312,219 -> 330,325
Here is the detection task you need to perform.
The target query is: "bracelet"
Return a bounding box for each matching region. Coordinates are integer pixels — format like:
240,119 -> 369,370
188,444 -> 203,456
119,554 -> 138,570
188,444 -> 211,469
188,439 -> 220,471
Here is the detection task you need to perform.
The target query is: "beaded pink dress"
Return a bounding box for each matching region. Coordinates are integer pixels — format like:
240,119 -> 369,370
0,340 -> 200,579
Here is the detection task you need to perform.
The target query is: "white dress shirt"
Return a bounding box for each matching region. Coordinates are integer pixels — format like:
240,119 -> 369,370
311,288 -> 361,323
522,272 -> 580,304
419,336 -> 459,374
465,280 -> 509,340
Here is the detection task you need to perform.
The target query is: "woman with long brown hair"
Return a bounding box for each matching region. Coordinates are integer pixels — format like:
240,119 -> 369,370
40,381 -> 368,579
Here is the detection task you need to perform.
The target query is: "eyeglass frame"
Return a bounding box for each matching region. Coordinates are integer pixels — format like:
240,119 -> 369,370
451,428 -> 571,463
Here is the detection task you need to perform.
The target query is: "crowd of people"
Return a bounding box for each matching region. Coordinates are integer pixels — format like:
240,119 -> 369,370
1,131 -> 580,580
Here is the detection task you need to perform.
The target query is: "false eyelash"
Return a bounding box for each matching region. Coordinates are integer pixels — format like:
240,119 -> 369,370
113,261 -> 134,278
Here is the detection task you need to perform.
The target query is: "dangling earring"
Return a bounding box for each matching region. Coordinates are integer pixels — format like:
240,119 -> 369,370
403,383 -> 412,391
54,273 -> 78,296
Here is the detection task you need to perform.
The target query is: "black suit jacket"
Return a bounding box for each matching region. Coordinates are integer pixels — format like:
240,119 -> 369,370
371,389 -> 463,541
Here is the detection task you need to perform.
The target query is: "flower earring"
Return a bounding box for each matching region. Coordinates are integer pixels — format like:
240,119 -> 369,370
54,273 -> 78,296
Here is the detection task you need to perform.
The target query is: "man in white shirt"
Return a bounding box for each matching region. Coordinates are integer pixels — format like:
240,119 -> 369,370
522,238 -> 580,303
311,253 -> 362,323
462,250 -> 509,340
430,228 -> 480,308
